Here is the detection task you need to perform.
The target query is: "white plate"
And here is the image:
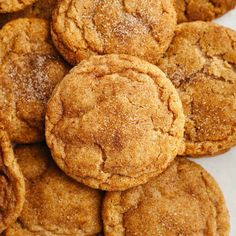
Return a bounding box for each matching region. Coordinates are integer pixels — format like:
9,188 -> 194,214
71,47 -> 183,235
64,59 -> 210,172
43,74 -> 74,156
191,9 -> 236,234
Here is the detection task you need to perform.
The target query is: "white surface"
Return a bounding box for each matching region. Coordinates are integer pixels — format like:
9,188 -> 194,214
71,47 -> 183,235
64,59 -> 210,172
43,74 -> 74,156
214,8 -> 236,31
192,9 -> 236,234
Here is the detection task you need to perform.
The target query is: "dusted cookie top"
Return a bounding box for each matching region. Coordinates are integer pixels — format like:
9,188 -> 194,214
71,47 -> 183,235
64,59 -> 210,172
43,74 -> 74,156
0,0 -> 37,13
0,127 -> 25,233
159,22 -> 236,156
175,0 -> 236,23
103,158 -> 230,236
0,18 -> 69,144
0,0 -> 57,28
46,54 -> 185,191
51,0 -> 176,65
5,144 -> 103,236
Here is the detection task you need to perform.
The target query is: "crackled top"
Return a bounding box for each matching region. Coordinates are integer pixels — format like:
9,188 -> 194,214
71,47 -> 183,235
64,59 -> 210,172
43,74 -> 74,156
103,158 -> 230,236
46,54 -> 185,191
0,18 -> 69,143
5,144 -> 102,236
0,127 -> 25,234
159,22 -> 236,156
51,0 -> 176,65
175,0 -> 236,23
0,0 -> 37,13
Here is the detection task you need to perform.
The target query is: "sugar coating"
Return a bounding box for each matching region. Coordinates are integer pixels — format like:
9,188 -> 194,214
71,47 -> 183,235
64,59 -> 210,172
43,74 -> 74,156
8,54 -> 58,102
0,18 -> 69,143
51,0 -> 176,65
46,54 -> 185,191
103,158 -> 230,236
159,22 -> 236,156
5,144 -> 102,236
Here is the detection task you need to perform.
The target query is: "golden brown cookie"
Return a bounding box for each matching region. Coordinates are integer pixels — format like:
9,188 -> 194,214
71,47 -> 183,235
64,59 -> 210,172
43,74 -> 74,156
51,0 -> 177,65
0,0 -> 37,13
103,158 -> 230,236
0,127 -> 25,233
158,22 -> 236,157
0,18 -> 69,144
0,0 -> 57,28
46,54 -> 185,191
5,144 -> 103,236
175,0 -> 236,23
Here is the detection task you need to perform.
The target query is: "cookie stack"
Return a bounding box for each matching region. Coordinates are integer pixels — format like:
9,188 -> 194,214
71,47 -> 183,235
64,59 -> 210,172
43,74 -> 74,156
0,0 -> 235,235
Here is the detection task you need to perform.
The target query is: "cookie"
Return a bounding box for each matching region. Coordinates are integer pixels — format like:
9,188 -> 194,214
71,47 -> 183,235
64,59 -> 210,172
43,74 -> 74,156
46,54 -> 185,191
51,0 -> 177,65
175,0 -> 236,23
5,144 -> 103,236
0,18 -> 69,144
158,22 -> 236,156
0,0 -> 37,13
0,0 -> 57,28
103,158 -> 230,235
0,127 -> 25,233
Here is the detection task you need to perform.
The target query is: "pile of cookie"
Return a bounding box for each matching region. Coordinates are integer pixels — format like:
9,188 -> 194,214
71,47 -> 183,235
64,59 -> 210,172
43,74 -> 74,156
0,0 -> 235,235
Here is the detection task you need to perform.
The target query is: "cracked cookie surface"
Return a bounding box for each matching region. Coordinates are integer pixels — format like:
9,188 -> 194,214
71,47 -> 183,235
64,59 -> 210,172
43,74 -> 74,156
45,54 -> 185,191
0,0 -> 57,28
0,127 -> 25,234
175,0 -> 236,23
103,158 -> 230,236
158,22 -> 236,156
51,0 -> 176,65
5,144 -> 103,236
0,0 -> 37,13
0,18 -> 69,143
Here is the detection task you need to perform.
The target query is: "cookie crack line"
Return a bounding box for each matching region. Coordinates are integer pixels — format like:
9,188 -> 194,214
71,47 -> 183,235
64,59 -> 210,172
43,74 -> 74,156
94,142 -> 107,173
103,187 -> 146,234
70,157 -> 171,183
66,12 -> 103,55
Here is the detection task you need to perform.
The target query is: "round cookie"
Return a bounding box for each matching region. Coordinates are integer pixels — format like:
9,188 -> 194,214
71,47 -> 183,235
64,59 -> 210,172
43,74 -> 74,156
51,0 -> 177,65
175,0 -> 236,23
0,0 -> 57,28
158,22 -> 236,156
0,0 -> 37,13
5,144 -> 103,236
103,158 -> 230,236
0,18 -> 69,143
46,54 -> 185,191
0,127 -> 25,233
